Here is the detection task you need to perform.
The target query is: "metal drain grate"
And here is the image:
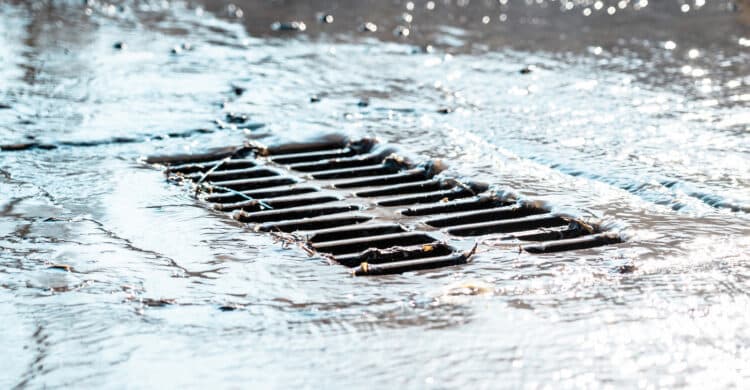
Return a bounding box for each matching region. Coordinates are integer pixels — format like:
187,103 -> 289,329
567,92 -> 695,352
146,137 -> 622,276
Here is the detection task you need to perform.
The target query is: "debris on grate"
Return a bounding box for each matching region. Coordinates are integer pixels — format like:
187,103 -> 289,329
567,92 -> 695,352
145,136 -> 623,276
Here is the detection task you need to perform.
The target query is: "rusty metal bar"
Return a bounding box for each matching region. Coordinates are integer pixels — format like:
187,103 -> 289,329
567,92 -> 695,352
311,232 -> 437,255
334,242 -> 454,267
523,233 -> 621,253
351,253 -> 467,276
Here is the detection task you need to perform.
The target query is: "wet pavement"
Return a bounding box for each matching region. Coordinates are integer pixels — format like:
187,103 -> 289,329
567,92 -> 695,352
1,0 -> 750,388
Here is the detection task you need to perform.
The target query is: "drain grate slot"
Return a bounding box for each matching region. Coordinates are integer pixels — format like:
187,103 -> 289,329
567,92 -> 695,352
312,232 -> 437,255
148,136 -> 624,276
235,204 -> 361,223
425,205 -> 550,228
306,223 -> 407,243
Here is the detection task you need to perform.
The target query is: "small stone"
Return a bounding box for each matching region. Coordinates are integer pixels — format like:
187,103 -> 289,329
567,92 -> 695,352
357,98 -> 370,107
310,95 -> 321,103
113,41 -> 126,50
519,66 -> 534,74
0,103 -> 11,109
437,107 -> 453,114
233,86 -> 246,96
616,264 -> 637,274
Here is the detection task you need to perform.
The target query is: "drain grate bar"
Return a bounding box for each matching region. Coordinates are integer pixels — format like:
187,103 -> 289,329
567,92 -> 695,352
351,253 -> 469,276
447,214 -> 570,236
148,136 -> 623,276
312,232 -> 438,256
203,185 -> 319,204
305,223 -> 407,243
333,168 -> 432,188
255,214 -> 374,233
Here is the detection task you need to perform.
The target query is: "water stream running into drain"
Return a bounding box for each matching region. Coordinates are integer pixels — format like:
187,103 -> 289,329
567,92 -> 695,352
1,0 -> 749,388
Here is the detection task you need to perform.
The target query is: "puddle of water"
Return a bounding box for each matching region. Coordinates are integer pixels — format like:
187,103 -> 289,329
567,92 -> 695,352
1,0 -> 749,388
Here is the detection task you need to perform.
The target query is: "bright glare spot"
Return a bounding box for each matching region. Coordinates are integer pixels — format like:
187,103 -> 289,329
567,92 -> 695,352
482,15 -> 490,24
583,7 -> 592,15
594,1 -> 604,10
618,0 -> 628,9
406,1 -> 415,10
739,38 -> 750,47
403,13 -> 413,23
426,1 -> 435,10
681,4 -> 690,12
664,41 -> 676,50
688,48 -> 700,58
499,13 -> 507,21
695,0 -> 705,7
607,6 -> 616,14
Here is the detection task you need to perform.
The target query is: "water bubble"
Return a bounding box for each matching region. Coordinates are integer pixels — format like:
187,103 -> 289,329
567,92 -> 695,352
406,1 -> 415,10
607,6 -> 616,14
426,1 -> 436,10
681,4 -> 690,12
583,8 -> 592,16
594,1 -> 604,10
359,22 -> 377,33
482,16 -> 490,24
664,41 -> 676,50
688,48 -> 700,59
499,13 -> 507,21
403,13 -> 413,23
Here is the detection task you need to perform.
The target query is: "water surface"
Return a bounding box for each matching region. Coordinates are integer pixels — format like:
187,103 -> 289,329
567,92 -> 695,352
1,0 -> 749,388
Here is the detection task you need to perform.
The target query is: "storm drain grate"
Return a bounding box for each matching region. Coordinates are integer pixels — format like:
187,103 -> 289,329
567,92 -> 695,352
146,137 -> 622,276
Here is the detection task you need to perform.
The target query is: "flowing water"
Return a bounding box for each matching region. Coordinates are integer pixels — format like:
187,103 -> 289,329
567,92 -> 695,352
1,0 -> 749,388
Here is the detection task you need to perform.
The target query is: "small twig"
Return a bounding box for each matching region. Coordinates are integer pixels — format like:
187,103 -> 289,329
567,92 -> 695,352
198,184 -> 273,210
